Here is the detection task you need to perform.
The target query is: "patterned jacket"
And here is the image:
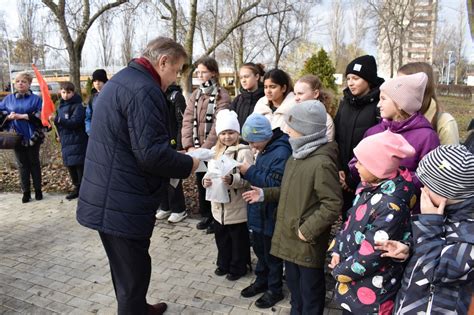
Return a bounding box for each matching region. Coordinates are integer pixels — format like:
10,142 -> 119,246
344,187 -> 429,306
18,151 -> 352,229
394,197 -> 474,315
329,169 -> 417,314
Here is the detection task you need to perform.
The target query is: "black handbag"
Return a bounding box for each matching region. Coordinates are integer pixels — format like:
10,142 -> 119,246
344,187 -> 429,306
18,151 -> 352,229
0,116 -> 21,149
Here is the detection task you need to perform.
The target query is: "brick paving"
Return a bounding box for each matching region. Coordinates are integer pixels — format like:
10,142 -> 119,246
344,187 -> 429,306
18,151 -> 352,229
0,192 -> 342,314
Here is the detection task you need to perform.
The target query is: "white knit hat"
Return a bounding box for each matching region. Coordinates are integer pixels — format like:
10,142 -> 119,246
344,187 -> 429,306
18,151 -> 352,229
215,109 -> 240,135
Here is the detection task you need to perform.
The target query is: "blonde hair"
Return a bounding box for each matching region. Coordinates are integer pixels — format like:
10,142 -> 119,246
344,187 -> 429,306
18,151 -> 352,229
15,71 -> 33,84
214,131 -> 240,159
297,74 -> 335,116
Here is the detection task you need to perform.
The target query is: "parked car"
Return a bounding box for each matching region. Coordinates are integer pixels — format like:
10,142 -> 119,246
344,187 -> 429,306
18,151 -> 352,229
30,82 -> 60,96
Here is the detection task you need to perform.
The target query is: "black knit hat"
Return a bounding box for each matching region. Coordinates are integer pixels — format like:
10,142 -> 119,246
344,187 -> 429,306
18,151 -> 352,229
345,55 -> 383,87
92,69 -> 108,83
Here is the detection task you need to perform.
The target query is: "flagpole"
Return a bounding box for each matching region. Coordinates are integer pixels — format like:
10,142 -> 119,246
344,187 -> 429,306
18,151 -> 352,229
5,27 -> 13,92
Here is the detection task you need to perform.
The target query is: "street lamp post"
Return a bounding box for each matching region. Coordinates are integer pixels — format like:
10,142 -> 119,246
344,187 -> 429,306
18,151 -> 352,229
446,50 -> 454,85
4,27 -> 14,93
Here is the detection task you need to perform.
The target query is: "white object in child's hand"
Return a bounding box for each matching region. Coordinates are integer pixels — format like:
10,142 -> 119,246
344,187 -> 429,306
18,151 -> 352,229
205,155 -> 240,203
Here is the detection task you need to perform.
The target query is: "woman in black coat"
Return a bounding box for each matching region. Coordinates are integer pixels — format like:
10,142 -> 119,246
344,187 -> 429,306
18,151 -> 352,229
230,62 -> 265,131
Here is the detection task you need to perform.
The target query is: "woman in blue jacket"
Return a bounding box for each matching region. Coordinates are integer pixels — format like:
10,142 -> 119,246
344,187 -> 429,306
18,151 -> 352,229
0,72 -> 44,203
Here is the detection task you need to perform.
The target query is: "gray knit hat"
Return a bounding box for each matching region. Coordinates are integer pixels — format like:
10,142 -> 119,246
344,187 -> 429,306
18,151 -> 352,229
285,100 -> 327,136
416,145 -> 474,200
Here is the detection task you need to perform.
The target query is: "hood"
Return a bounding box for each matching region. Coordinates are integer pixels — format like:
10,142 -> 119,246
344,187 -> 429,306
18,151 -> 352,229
444,197 -> 474,245
343,84 -> 382,107
225,143 -> 250,155
254,92 -> 295,116
239,86 -> 264,99
380,112 -> 433,133
308,141 -> 339,160
263,128 -> 291,154
60,93 -> 83,106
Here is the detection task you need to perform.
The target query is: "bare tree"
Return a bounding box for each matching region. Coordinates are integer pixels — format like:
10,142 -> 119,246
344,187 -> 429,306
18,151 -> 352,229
41,0 -> 128,89
454,1 -> 467,84
368,0 -> 416,77
97,11 -> 114,67
13,0 -> 47,66
348,0 -> 370,60
120,5 -> 136,65
328,0 -> 345,71
263,0 -> 308,68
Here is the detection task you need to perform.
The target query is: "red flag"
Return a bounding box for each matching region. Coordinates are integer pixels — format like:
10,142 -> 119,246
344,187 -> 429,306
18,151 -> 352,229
32,64 -> 55,127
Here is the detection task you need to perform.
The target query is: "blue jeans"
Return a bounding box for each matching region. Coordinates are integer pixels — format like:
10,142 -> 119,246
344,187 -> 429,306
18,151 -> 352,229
285,261 -> 325,315
252,232 -> 283,294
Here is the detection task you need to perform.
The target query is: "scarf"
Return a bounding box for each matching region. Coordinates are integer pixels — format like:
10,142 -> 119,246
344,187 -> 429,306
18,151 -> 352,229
193,79 -> 219,147
134,57 -> 162,88
288,129 -> 327,159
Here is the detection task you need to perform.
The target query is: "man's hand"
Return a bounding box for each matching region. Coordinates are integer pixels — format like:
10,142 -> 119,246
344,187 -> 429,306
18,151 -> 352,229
242,186 -> 263,204
420,187 -> 446,215
374,240 -> 409,260
328,254 -> 340,269
203,177 -> 212,188
191,157 -> 200,173
238,161 -> 251,175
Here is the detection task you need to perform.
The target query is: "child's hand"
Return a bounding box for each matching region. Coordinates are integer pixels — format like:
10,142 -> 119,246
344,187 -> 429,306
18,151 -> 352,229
328,254 -> 340,269
238,162 -> 251,175
203,177 -> 212,188
222,174 -> 232,185
338,171 -> 349,190
242,186 -> 263,203
374,240 -> 409,260
420,187 -> 446,215
298,229 -> 307,242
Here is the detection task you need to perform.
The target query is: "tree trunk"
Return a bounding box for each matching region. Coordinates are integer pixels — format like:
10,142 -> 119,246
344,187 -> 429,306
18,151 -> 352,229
182,0 -> 198,96
69,48 -> 81,91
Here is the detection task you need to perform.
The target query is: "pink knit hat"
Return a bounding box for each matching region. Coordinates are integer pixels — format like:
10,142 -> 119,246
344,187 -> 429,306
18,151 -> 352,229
354,131 -> 416,179
379,72 -> 428,115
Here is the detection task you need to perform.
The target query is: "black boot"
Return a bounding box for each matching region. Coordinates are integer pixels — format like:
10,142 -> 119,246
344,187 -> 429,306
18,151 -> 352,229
35,190 -> 43,200
22,191 -> 31,203
66,186 -> 79,200
196,217 -> 213,230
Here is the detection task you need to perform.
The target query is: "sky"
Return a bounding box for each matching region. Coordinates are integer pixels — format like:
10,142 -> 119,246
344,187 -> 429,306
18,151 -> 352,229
0,0 -> 472,68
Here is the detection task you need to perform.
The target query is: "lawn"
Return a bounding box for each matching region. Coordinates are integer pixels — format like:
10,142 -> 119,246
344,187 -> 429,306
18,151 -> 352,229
439,96 -> 473,142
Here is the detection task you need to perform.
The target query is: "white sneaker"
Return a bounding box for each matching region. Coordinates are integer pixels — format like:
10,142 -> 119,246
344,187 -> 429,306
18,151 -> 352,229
155,209 -> 171,220
168,211 -> 188,223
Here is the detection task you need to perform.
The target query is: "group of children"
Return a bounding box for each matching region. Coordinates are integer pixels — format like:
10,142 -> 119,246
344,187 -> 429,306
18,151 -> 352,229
50,54 -> 472,313
179,54 -> 472,314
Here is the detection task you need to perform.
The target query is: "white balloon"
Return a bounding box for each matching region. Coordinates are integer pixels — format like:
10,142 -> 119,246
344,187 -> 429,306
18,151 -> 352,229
371,193 -> 382,205
372,275 -> 384,288
374,230 -> 389,243
341,303 -> 351,311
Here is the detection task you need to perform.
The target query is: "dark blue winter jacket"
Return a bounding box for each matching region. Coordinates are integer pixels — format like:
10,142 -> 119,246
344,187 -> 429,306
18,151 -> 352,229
243,129 -> 291,236
54,93 -> 88,166
76,60 -> 193,240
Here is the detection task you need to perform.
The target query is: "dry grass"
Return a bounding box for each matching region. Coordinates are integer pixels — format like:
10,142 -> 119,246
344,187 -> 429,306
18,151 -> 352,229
439,96 -> 473,142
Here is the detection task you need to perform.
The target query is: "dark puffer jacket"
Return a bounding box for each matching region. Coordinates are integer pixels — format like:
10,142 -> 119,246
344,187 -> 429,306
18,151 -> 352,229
242,129 -> 291,236
334,86 -> 382,188
230,86 -> 264,131
54,93 -> 88,166
76,61 -> 193,240
394,197 -> 474,315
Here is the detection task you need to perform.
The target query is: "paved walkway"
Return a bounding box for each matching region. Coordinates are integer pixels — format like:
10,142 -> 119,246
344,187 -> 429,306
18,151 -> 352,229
0,193 -> 342,314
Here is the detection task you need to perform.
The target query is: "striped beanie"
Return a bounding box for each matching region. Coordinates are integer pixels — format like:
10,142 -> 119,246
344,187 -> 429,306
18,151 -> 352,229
416,145 -> 474,200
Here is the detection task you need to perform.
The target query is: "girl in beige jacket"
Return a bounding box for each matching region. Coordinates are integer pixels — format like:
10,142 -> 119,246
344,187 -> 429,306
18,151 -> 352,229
203,109 -> 254,281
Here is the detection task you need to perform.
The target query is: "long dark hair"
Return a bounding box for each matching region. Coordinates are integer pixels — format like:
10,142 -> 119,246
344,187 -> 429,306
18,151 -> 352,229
263,69 -> 293,97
